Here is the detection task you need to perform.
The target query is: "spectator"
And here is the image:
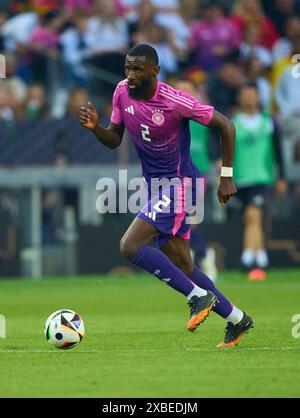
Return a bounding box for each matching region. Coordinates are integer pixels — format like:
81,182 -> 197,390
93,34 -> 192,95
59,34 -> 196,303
85,0 -> 128,55
21,83 -> 49,118
29,10 -> 65,84
184,68 -> 210,104
189,0 -> 241,71
242,55 -> 271,111
154,0 -> 191,53
179,0 -> 201,27
207,60 -> 245,116
128,0 -> 192,62
261,0 -> 300,36
60,10 -> 91,87
232,84 -> 287,278
230,0 -> 279,50
66,88 -> 88,117
4,55 -> 28,106
0,87 -> 19,121
135,23 -> 178,81
276,36 -> 300,143
239,23 -> 273,68
1,11 -> 38,53
30,10 -> 63,51
273,15 -> 300,61
128,0 -> 156,47
271,35 -> 300,95
84,0 -> 129,97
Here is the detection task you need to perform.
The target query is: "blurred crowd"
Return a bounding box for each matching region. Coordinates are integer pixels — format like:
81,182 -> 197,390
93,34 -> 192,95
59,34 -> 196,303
1,0 -> 300,206
1,0 -> 300,272
0,0 -> 299,121
1,0 -> 300,217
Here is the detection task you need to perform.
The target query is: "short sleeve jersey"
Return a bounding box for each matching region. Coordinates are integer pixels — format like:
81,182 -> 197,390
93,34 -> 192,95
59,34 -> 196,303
111,79 -> 214,182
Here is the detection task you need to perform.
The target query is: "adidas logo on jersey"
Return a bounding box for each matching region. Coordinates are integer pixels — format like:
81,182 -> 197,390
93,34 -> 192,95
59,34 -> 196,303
125,105 -> 135,115
144,212 -> 157,221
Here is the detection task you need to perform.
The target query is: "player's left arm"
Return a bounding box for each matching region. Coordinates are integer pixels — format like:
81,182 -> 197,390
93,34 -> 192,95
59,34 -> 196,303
175,89 -> 236,205
207,110 -> 237,205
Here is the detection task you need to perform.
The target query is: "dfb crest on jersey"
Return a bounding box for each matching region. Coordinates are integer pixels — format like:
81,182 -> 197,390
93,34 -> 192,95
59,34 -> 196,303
151,109 -> 165,126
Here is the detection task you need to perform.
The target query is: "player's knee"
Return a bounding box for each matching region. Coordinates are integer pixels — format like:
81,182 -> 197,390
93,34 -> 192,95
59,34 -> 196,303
119,237 -> 138,261
245,206 -> 262,224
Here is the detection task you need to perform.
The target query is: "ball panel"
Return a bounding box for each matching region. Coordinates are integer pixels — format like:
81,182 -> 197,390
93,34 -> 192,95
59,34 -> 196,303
60,341 -> 79,349
44,309 -> 76,336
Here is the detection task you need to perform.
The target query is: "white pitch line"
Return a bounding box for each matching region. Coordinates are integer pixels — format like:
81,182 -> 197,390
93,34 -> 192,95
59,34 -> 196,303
0,347 -> 299,353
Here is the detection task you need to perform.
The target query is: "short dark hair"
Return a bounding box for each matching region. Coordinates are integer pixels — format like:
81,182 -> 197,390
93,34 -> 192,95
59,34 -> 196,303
127,43 -> 159,66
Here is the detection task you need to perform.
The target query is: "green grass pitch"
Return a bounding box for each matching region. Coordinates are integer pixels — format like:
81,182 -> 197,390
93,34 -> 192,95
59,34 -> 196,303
0,270 -> 300,398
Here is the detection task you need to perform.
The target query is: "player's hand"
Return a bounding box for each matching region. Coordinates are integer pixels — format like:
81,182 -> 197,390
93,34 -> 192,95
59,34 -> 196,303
217,177 -> 237,206
79,102 -> 99,130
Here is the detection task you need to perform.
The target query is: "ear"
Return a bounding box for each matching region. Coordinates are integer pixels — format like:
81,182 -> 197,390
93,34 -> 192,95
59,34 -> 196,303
153,65 -> 160,77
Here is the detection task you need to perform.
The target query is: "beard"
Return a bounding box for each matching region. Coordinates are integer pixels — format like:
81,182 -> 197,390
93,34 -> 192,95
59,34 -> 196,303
128,79 -> 151,99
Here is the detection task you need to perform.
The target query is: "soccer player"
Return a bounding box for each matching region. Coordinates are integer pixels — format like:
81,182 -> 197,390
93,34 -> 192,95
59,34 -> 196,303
233,84 -> 287,280
79,44 -> 253,347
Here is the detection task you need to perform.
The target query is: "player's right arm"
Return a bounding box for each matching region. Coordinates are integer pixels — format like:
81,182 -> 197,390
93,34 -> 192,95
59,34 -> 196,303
79,101 -> 124,149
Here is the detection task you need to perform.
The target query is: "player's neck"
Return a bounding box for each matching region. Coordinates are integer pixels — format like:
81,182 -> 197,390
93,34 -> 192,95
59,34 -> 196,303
242,108 -> 260,116
142,80 -> 158,100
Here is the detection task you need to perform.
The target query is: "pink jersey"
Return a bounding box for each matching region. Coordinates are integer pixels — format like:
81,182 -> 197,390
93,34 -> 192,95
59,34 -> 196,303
111,80 -> 214,181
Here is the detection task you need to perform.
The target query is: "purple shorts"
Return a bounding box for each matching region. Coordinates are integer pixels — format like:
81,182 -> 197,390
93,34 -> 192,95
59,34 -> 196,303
137,177 -> 203,248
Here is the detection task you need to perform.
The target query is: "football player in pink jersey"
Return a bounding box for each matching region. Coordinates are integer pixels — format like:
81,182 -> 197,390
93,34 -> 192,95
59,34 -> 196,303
79,44 -> 253,347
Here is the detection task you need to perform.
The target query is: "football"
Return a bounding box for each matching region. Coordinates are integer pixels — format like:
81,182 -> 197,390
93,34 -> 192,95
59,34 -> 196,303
44,309 -> 85,349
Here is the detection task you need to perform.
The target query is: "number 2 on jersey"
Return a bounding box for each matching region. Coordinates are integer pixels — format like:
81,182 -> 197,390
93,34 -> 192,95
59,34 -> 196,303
141,124 -> 152,142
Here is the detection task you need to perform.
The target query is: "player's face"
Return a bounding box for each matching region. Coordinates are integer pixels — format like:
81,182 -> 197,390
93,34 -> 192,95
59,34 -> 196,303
125,55 -> 157,98
239,87 -> 260,109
